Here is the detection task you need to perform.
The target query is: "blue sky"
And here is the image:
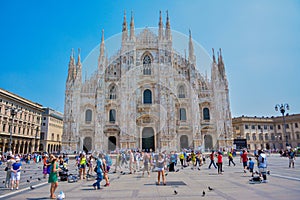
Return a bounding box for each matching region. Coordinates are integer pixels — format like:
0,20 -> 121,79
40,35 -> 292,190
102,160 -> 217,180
0,0 -> 299,117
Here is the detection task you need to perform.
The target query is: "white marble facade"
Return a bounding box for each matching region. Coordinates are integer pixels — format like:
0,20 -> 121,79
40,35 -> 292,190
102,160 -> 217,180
62,12 -> 233,153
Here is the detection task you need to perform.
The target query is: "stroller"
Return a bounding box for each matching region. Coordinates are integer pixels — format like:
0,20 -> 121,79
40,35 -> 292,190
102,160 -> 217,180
59,163 -> 69,181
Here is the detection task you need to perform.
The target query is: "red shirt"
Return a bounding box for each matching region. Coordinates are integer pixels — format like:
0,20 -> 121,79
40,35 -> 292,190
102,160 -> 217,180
217,154 -> 223,163
241,152 -> 248,162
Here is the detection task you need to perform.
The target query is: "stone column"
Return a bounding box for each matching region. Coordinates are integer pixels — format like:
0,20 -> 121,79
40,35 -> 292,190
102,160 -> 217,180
2,139 -> 7,153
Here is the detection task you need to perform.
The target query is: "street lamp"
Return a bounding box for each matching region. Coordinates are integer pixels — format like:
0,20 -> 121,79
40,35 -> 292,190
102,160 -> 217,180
5,107 -> 22,152
275,103 -> 289,147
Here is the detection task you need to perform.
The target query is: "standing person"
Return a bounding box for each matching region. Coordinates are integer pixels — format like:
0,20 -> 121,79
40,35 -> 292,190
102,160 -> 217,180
87,154 -> 94,176
240,149 -> 248,173
228,151 -> 236,166
169,151 -> 176,172
208,151 -> 217,169
79,153 -> 87,179
114,151 -> 122,173
10,156 -> 22,190
156,153 -> 166,185
258,150 -> 268,183
42,154 -> 50,179
191,151 -> 196,169
142,151 -> 150,177
48,155 -> 59,199
5,156 -> 15,188
129,150 -> 134,174
217,152 -> 223,174
288,149 -> 296,168
179,152 -> 184,168
93,155 -> 104,190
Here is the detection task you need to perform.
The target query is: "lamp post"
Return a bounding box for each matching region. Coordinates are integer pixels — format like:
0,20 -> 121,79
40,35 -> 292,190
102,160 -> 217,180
275,104 -> 289,147
6,107 -> 22,152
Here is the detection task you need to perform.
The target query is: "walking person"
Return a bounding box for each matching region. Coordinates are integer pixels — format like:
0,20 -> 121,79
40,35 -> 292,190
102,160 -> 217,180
93,155 -> 104,190
156,153 -> 166,185
217,152 -> 223,174
101,154 -> 110,187
48,155 -> 59,199
142,151 -> 150,177
258,150 -> 268,183
129,150 -> 135,174
208,151 -> 217,169
114,151 -> 122,173
228,151 -> 235,166
240,149 -> 248,173
248,158 -> 255,177
42,154 -> 50,179
10,156 -> 22,190
5,156 -> 15,188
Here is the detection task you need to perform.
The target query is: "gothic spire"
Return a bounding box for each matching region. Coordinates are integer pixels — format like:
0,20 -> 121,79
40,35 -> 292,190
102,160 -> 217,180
122,10 -> 128,41
158,10 -> 163,40
165,10 -> 171,40
212,48 -> 216,63
67,48 -> 75,82
130,11 -> 135,41
100,29 -> 105,57
76,48 -> 82,82
72,49 -> 77,80
188,29 -> 195,63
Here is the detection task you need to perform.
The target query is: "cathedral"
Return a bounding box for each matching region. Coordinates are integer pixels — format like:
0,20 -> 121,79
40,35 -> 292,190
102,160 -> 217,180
62,11 -> 233,153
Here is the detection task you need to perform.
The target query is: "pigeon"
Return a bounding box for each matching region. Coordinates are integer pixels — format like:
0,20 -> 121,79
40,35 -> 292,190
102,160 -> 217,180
38,178 -> 41,181
267,170 -> 270,175
208,186 -> 213,191
174,190 -> 178,195
30,176 -> 32,179
24,171 -> 26,173
202,190 -> 205,197
34,172 -> 37,175
165,173 -> 168,176
27,180 -> 30,183
30,185 -> 35,190
2,181 -> 5,184
176,169 -> 180,172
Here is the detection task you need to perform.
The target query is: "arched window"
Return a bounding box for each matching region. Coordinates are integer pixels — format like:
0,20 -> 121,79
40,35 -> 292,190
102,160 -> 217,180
143,55 -> 152,75
179,108 -> 186,121
178,85 -> 186,98
109,109 -> 116,123
143,89 -> 152,104
203,108 -> 210,120
252,133 -> 257,141
246,133 -> 250,140
109,85 -> 117,99
85,109 -> 92,123
265,134 -> 269,140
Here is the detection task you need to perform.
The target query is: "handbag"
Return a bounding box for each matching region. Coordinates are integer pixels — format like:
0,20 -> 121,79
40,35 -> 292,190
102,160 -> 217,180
4,167 -> 8,171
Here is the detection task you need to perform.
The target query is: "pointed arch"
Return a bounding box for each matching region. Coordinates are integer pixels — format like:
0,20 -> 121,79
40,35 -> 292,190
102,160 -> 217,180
142,53 -> 152,75
109,84 -> 117,99
178,84 -> 186,98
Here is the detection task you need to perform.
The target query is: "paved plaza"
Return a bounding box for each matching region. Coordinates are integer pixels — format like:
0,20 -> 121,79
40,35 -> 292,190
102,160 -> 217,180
0,154 -> 299,200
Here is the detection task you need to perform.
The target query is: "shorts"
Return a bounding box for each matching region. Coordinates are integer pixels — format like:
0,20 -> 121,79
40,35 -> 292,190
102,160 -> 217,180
259,167 -> 267,174
80,164 -> 86,169
243,162 -> 248,167
156,167 -> 164,172
11,172 -> 21,181
249,168 -> 254,173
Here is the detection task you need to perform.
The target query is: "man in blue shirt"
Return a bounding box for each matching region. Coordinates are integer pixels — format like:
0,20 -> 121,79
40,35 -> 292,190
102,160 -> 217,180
258,150 -> 268,183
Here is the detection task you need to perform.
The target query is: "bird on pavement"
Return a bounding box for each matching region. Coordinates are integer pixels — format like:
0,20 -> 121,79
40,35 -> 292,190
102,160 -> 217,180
208,186 -> 214,191
165,173 -> 168,176
176,169 -> 180,172
27,180 -> 30,183
2,181 -> 5,184
202,190 -> 205,197
174,190 -> 178,195
30,176 -> 32,179
38,178 -> 41,181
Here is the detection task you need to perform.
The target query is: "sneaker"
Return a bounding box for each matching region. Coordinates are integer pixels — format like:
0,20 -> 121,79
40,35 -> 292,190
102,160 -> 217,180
262,180 -> 268,183
104,183 -> 110,187
16,187 -> 19,190
11,188 -> 13,191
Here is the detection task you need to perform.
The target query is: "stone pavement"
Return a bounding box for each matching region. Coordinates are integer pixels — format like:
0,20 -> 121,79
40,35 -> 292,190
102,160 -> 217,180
0,154 -> 299,200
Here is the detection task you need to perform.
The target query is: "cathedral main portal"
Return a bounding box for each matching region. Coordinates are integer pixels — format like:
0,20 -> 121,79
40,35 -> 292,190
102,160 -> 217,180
142,127 -> 155,152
